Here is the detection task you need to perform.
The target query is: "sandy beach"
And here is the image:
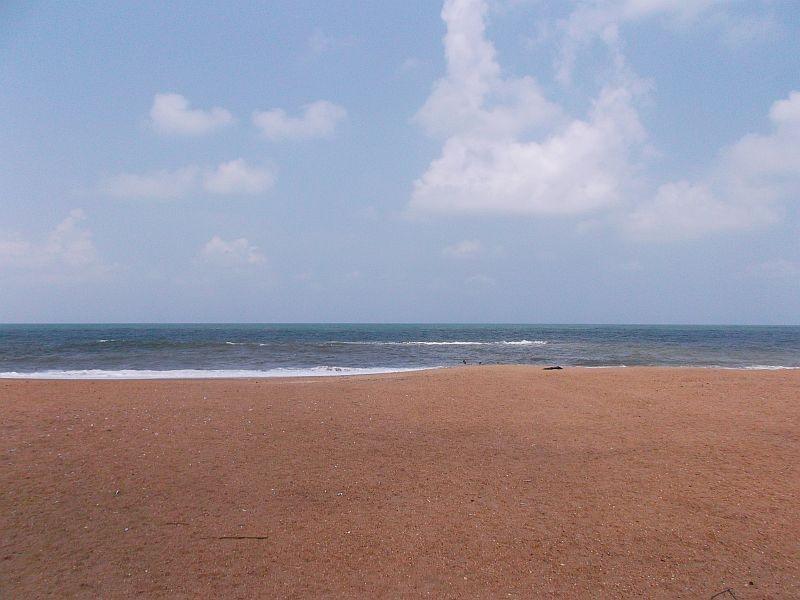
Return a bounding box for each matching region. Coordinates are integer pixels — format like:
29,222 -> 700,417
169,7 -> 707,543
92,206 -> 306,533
1,366 -> 798,598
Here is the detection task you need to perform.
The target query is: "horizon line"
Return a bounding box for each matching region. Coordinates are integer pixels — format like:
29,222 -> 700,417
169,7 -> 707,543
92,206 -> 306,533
2,322 -> 799,327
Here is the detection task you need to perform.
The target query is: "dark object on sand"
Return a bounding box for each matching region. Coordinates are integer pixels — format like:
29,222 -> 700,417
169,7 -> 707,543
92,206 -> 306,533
543,366 -> 563,370
710,588 -> 738,599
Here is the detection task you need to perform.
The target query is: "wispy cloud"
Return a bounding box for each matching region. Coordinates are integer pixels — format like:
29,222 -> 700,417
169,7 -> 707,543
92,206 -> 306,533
100,166 -> 200,199
465,273 -> 495,288
0,210 -> 110,279
552,0 -> 775,84
306,28 -> 356,57
101,160 -> 274,199
745,259 -> 800,281
399,57 -> 426,73
200,236 -> 266,267
443,240 -> 483,259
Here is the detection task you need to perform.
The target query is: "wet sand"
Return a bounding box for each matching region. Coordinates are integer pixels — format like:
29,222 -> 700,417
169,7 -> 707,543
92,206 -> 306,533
1,366 -> 798,598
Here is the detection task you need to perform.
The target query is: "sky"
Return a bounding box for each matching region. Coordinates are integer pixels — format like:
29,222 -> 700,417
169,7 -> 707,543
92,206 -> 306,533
1,0 -> 799,324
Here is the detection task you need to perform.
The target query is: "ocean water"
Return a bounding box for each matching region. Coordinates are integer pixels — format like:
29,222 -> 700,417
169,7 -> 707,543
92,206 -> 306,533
0,324 -> 798,378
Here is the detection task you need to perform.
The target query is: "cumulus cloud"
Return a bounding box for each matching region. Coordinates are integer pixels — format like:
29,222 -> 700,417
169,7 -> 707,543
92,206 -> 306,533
203,159 -> 275,195
412,0 -> 795,243
723,91 -> 800,187
414,0 -> 561,140
252,100 -> 347,141
200,236 -> 266,267
0,210 -> 108,277
625,181 -> 774,241
101,160 -> 274,199
627,91 -> 800,240
410,0 -> 646,217
149,93 -> 234,135
443,240 -> 483,259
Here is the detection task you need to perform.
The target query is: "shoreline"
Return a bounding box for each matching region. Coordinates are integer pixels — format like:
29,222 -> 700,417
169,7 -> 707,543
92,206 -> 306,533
2,366 -> 798,597
0,363 -> 799,381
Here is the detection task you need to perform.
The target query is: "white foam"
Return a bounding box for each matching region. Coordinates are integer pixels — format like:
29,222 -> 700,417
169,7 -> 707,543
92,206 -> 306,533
581,364 -> 798,370
735,365 -> 799,370
0,366 -> 437,380
334,340 -> 548,346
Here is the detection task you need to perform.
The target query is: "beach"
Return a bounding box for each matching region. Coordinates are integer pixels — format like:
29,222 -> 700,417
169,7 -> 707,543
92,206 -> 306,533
1,366 -> 798,598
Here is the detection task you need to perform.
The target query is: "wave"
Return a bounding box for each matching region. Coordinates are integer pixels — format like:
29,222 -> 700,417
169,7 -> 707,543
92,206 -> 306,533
730,365 -> 800,370
96,339 -> 549,348
579,364 -> 799,370
0,366 -> 436,380
332,340 -> 548,346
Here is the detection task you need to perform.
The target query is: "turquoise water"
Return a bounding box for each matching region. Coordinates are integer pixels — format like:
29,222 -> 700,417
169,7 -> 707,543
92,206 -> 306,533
0,324 -> 798,377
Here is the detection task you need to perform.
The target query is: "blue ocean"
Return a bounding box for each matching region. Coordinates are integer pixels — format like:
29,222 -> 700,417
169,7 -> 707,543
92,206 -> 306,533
0,324 -> 798,378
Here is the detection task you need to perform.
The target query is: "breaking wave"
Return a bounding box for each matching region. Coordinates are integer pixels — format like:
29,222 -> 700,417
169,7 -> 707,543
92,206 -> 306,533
0,366 -> 437,380
331,340 -> 548,346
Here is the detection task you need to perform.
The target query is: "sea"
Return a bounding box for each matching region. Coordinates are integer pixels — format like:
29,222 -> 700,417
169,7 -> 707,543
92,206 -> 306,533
0,323 -> 798,378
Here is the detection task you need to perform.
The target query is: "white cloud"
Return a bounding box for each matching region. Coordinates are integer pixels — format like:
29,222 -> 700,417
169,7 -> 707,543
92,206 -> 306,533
149,93 -> 234,135
627,91 -> 800,240
443,240 -> 483,259
200,236 -> 266,267
414,0 -> 561,140
625,181 -> 774,241
253,100 -> 347,141
410,0 -> 645,217
413,1 -> 793,244
101,160 -> 274,199
203,159 -> 275,195
723,91 -> 800,186
0,210 -> 108,277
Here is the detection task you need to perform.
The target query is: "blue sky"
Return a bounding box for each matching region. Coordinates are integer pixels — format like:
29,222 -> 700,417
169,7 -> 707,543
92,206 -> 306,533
1,0 -> 799,323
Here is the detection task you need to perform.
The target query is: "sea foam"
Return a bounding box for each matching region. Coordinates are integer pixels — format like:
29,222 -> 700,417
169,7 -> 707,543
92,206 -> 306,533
0,366 -> 435,380
333,340 -> 547,346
